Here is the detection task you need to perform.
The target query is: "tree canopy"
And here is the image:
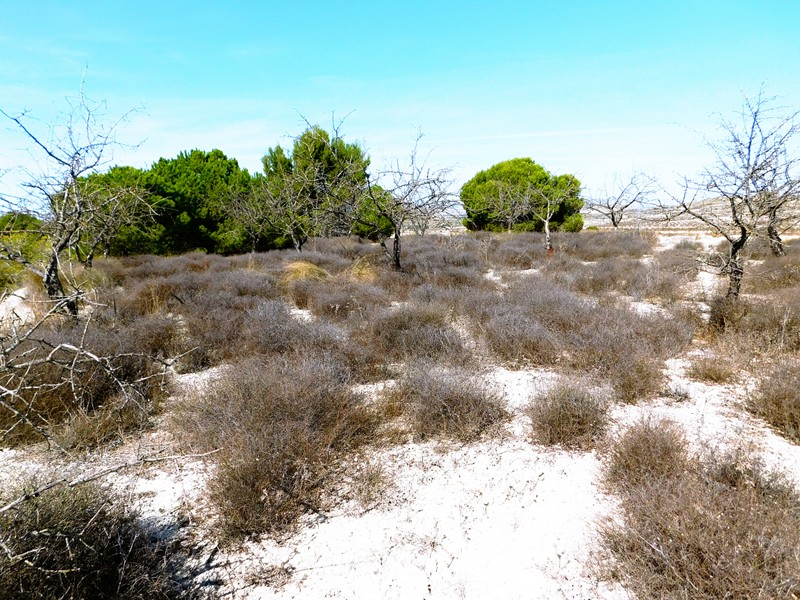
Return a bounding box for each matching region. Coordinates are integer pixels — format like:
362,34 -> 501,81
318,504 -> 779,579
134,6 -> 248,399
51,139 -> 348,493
460,158 -> 584,233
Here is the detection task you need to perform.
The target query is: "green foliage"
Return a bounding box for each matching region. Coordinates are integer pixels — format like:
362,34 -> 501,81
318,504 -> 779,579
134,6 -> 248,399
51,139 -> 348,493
103,150 -> 253,255
351,185 -> 394,240
560,213 -> 584,232
0,212 -> 48,290
460,158 -> 583,231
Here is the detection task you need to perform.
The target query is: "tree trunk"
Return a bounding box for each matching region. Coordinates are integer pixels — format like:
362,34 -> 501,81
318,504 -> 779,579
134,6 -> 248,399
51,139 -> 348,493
767,209 -> 785,257
543,220 -> 553,252
291,233 -> 305,252
43,253 -> 78,316
725,231 -> 748,300
392,230 -> 402,271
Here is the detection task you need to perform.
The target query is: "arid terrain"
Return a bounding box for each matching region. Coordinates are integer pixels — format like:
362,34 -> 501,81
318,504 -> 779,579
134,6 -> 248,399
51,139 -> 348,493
2,228 -> 799,599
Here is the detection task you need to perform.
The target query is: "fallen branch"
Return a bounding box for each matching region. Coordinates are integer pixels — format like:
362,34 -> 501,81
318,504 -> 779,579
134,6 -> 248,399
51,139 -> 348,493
0,449 -> 219,515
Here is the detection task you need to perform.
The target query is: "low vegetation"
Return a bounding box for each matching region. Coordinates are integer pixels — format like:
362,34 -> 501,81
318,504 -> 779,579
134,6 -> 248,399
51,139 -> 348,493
2,225 -> 800,598
748,360 -> 800,443
601,420 -> 800,599
386,364 -> 508,442
172,356 -> 381,539
526,383 -> 608,450
0,480 -> 184,599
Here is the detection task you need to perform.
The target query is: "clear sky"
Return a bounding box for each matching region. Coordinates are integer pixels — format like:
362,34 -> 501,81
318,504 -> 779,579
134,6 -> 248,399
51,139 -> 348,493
2,0 -> 799,201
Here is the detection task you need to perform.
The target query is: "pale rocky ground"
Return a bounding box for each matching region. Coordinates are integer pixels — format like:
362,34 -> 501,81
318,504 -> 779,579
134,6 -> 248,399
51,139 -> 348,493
2,232 -> 799,599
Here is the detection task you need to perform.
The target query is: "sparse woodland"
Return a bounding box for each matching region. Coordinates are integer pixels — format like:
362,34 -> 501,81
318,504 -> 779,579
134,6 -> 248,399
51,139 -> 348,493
1,89 -> 800,599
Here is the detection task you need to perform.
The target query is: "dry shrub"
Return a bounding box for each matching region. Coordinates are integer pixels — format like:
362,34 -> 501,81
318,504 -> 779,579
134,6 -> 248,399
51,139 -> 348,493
686,355 -> 738,384
173,356 -> 380,539
544,254 -> 687,303
370,266 -> 422,301
707,295 -> 750,333
750,245 -> 800,289
547,256 -> 651,298
481,275 -> 694,402
0,481 -> 182,599
709,290 -> 800,353
527,383 -> 608,450
602,422 -> 800,598
301,277 -> 387,321
603,418 -> 689,489
241,300 -> 386,381
386,365 -> 508,442
561,230 -> 655,260
404,236 -> 488,288
362,302 -> 469,365
748,360 -> 800,443
484,310 -> 560,366
53,396 -> 154,452
488,232 -> 548,267
117,277 -> 185,316
562,305 -> 690,403
305,236 -> 383,261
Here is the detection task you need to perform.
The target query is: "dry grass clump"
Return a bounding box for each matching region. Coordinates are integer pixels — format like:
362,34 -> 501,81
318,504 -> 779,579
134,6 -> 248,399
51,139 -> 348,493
526,383 -> 608,450
173,356 -> 381,539
385,365 -> 508,442
685,355 -> 738,384
0,481 -> 182,599
748,360 -> 800,443
281,260 -> 331,308
601,422 -> 800,599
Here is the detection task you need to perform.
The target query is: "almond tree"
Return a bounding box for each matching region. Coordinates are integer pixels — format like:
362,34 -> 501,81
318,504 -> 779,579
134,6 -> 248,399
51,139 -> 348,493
586,172 -> 657,229
360,138 -> 455,270
528,175 -> 582,252
669,89 -> 800,300
0,88 -> 149,314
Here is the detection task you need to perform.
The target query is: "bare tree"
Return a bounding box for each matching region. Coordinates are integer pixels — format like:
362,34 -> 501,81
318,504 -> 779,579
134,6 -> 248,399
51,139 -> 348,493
229,170 -> 319,252
586,172 -> 658,229
526,176 -> 582,252
360,138 -> 455,270
668,89 -> 800,300
0,86 -> 148,314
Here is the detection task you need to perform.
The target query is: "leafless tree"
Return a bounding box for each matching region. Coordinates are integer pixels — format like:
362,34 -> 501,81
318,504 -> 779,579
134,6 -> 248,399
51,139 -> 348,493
586,172 -> 658,228
667,89 -> 800,300
360,138 -> 456,270
526,178 -> 581,252
0,86 -> 149,314
229,170 -> 318,252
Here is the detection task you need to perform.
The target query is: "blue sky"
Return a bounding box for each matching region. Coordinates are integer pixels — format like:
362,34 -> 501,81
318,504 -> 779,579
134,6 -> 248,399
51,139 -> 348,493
2,0 -> 799,201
